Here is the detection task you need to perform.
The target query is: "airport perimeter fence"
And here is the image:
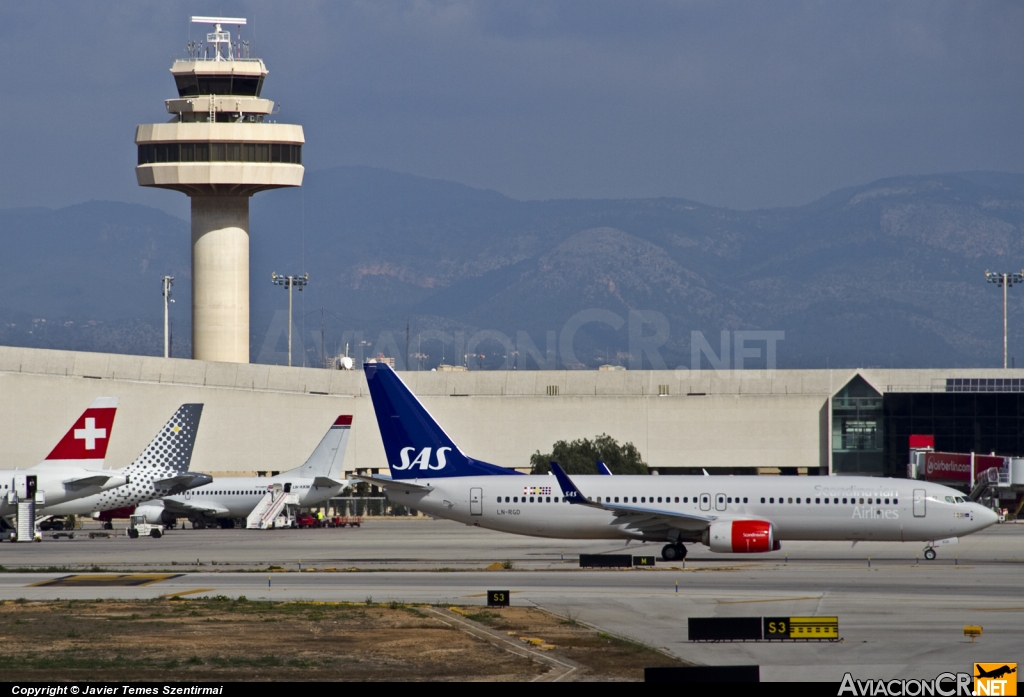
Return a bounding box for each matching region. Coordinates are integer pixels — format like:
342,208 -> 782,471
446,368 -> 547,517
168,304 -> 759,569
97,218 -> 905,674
323,497 -> 420,518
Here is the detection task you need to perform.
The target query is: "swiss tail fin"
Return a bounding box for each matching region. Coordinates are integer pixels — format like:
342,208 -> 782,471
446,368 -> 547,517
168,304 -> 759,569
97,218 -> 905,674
288,415 -> 352,479
126,404 -> 203,477
363,362 -> 519,479
35,397 -> 119,470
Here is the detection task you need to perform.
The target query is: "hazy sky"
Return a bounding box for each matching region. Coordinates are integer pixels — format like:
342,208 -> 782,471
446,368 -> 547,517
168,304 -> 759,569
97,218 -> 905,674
1,1 -> 1021,216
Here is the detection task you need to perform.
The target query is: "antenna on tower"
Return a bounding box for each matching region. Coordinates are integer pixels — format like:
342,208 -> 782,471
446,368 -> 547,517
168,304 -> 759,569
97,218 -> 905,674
191,16 -> 246,61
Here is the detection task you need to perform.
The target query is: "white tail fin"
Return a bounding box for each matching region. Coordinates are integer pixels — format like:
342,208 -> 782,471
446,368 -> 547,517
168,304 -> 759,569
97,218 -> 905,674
286,416 -> 352,479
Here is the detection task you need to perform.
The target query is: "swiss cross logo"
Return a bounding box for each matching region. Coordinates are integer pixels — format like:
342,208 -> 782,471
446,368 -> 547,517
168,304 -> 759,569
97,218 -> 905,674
74,418 -> 107,450
44,405 -> 117,461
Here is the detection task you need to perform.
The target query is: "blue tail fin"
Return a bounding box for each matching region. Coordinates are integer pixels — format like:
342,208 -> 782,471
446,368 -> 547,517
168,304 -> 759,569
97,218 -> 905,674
363,362 -> 522,479
596,461 -> 613,475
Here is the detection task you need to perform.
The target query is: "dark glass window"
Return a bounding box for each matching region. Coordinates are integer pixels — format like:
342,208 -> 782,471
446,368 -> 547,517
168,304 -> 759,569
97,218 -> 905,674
212,143 -> 226,160
832,375 -> 884,475
243,143 -> 256,162
761,497 -> 766,503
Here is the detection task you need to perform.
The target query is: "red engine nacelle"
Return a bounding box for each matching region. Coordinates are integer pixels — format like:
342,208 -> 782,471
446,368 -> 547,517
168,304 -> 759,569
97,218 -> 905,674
703,520 -> 779,553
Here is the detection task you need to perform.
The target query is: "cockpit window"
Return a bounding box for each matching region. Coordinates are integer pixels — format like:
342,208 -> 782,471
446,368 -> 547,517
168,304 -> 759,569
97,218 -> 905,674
955,496 -> 967,504
944,496 -> 954,503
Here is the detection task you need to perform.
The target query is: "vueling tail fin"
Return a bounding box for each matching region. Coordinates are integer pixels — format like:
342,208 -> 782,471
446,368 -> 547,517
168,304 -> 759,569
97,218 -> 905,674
363,362 -> 520,479
127,404 -> 203,476
289,415 -> 352,479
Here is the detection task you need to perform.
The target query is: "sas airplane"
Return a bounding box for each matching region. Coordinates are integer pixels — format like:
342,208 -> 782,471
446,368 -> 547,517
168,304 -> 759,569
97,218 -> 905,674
43,404 -> 210,520
133,415 -> 352,528
360,363 -> 998,561
0,398 -> 130,516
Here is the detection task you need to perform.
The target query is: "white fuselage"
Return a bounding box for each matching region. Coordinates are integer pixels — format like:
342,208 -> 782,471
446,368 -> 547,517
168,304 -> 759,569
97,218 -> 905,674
385,475 -> 996,544
0,468 -> 127,516
168,475 -> 346,519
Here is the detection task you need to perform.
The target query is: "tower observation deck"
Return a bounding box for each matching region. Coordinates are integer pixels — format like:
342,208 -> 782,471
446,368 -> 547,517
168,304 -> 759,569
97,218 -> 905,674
136,17 -> 304,363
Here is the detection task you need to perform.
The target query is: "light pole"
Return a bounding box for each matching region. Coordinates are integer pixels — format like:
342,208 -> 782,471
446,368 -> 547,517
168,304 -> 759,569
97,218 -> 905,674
161,276 -> 174,358
271,272 -> 308,367
984,270 -> 1024,369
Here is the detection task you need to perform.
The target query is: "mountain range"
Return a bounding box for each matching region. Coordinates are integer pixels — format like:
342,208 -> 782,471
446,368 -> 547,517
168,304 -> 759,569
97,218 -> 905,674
3,168 -> 1023,370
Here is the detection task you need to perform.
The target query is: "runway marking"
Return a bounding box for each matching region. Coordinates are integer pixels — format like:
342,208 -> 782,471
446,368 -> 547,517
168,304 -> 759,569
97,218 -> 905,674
30,574 -> 184,588
160,588 -> 216,598
716,596 -> 823,604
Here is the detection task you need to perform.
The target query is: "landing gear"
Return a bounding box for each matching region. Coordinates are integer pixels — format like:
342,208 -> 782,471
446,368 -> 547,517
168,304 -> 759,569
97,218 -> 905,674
103,522 -> 113,530
661,544 -> 688,561
923,548 -> 936,561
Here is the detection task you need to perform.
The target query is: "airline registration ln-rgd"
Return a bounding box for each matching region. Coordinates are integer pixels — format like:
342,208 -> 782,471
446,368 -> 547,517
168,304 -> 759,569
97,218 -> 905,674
360,363 -> 997,561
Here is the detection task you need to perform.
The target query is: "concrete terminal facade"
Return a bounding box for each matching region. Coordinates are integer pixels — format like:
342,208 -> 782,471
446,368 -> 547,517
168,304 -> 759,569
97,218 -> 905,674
3,345 -> 1024,482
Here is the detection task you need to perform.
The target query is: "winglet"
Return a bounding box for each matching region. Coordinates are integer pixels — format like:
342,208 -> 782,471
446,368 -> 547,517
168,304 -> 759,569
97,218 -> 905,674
596,461 -> 613,476
550,462 -> 587,505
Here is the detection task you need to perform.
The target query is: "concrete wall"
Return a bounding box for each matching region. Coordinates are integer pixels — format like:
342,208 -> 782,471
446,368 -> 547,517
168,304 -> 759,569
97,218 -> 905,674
2,345 -> 1022,478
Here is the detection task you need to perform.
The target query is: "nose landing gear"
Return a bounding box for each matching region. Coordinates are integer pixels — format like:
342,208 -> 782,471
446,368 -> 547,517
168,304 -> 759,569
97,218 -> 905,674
661,544 -> 687,561
923,547 -> 936,561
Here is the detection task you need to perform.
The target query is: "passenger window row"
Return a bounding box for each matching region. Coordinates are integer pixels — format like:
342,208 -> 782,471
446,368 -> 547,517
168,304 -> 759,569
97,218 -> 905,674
495,495 -> 753,505
759,496 -> 898,505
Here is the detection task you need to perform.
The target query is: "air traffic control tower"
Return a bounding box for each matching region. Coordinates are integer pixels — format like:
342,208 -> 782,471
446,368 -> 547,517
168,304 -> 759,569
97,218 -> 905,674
136,17 -> 304,363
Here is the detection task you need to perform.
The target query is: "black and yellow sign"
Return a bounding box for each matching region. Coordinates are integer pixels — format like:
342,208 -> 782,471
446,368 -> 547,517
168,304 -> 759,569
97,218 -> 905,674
974,663 -> 1017,696
32,574 -> 183,587
764,616 -> 839,640
632,556 -> 657,567
486,590 -> 510,607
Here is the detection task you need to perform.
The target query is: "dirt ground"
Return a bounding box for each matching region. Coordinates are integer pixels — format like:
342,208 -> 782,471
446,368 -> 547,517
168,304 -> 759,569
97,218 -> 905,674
0,597 -> 681,681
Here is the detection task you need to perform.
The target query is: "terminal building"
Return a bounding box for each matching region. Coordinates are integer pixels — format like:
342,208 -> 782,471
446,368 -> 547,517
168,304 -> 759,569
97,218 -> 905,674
2,345 -> 1024,509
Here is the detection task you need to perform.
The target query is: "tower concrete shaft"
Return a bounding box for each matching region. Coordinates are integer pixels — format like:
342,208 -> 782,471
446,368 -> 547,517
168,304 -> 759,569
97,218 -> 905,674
135,17 -> 303,363
192,196 -> 249,363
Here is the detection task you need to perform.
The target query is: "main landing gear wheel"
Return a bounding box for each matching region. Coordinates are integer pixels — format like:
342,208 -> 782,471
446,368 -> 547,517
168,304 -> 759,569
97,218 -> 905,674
923,548 -> 936,561
661,544 -> 687,561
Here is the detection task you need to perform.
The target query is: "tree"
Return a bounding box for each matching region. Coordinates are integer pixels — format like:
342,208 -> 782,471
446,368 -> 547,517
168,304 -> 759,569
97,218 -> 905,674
530,434 -> 648,475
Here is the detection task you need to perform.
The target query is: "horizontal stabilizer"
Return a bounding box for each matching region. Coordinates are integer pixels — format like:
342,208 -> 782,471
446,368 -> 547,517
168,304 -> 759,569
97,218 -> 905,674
63,474 -> 127,490
154,472 -> 213,496
354,474 -> 433,491
312,476 -> 349,489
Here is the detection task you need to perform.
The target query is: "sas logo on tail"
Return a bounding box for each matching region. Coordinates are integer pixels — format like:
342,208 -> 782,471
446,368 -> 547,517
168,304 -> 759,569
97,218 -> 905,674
395,447 -> 452,471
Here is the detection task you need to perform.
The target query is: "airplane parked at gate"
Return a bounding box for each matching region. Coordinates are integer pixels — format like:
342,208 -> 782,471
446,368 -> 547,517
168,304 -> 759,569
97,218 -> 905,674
43,404 -> 210,520
132,415 -> 353,528
360,363 -> 997,560
0,398 -> 130,517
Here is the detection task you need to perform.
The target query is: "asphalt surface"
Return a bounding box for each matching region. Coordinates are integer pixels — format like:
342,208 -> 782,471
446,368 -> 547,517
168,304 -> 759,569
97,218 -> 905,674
1,519 -> 1021,681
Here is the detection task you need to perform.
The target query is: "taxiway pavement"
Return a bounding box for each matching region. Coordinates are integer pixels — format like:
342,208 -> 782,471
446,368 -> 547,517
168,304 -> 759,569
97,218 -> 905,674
1,519 -> 1020,681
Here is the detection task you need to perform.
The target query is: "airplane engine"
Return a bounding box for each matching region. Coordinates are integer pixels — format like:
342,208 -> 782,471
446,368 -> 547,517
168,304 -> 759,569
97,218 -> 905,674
133,504 -> 176,526
703,520 -> 778,553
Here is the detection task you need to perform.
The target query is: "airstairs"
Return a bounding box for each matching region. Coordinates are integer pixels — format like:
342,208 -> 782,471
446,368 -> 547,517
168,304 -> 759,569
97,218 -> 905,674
246,484 -> 299,529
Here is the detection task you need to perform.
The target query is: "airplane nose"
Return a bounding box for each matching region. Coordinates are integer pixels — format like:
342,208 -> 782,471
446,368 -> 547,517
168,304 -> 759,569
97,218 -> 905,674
974,505 -> 999,529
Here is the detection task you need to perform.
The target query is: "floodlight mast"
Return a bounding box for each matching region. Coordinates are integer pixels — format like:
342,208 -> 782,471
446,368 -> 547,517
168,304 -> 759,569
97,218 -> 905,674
984,270 -> 1024,369
162,276 -> 175,358
271,273 -> 309,367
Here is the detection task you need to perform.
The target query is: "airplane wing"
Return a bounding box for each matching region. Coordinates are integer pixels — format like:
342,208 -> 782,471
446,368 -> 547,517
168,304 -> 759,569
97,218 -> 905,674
354,474 -> 433,491
312,476 -> 350,490
550,462 -> 715,534
160,498 -> 229,517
